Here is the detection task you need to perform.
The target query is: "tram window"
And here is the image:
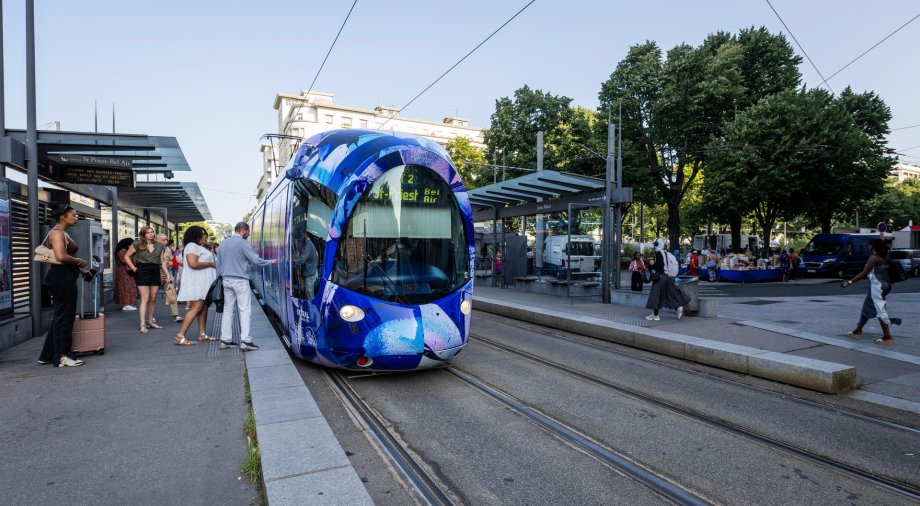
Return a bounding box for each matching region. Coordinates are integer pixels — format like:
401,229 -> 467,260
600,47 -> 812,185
291,179 -> 336,299
333,164 -> 469,303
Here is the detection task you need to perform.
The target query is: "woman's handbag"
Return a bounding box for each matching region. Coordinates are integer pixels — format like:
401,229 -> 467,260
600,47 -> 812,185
165,282 -> 178,304
647,269 -> 661,282
34,231 -> 62,265
205,276 -> 224,313
642,269 -> 651,283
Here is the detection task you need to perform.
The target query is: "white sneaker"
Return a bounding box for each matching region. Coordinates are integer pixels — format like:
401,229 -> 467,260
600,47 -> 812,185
59,356 -> 84,367
122,305 -> 137,311
645,314 -> 660,321
677,307 -> 684,320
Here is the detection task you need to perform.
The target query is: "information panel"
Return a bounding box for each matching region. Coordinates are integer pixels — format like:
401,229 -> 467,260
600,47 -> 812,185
0,179 -> 12,317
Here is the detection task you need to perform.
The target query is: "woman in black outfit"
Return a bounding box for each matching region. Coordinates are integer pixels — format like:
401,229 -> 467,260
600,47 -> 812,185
645,238 -> 690,321
38,204 -> 91,367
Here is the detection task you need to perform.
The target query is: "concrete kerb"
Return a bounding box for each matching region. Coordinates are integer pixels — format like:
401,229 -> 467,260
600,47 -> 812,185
244,292 -> 373,506
473,296 -> 856,394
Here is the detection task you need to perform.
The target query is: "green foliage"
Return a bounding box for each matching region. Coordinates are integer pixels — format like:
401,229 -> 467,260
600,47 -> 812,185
484,86 -> 603,178
446,137 -> 488,189
861,179 -> 920,230
176,221 -> 217,244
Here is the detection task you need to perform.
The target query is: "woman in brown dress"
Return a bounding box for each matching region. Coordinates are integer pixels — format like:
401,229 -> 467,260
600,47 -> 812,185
114,238 -> 137,311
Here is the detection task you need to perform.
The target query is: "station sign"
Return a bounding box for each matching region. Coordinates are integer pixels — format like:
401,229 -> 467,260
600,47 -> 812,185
45,155 -> 136,187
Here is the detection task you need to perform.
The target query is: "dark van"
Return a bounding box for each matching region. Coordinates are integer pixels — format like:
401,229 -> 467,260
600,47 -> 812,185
800,233 -> 880,278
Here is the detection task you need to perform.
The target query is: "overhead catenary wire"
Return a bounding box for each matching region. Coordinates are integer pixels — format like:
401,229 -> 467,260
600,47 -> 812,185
378,0 -> 537,129
820,11 -> 920,87
892,124 -> 920,131
764,0 -> 834,95
281,0 -> 359,139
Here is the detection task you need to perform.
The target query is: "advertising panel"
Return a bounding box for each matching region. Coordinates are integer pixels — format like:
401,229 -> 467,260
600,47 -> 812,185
0,179 -> 12,317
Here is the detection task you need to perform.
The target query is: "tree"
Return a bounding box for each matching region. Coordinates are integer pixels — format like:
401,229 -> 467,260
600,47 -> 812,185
177,221 -> 217,244
805,87 -> 896,232
484,86 -> 595,176
445,137 -> 488,189
598,40 -> 741,249
700,27 -> 802,250
862,179 -> 920,230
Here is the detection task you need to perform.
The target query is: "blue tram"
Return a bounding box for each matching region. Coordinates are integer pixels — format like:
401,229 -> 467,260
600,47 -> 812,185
248,130 -> 475,370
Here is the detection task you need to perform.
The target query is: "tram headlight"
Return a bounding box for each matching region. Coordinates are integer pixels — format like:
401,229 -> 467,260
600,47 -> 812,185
460,299 -> 472,315
339,305 -> 365,322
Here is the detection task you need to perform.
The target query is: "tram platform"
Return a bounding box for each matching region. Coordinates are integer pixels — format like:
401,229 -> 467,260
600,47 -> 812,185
473,285 -> 920,417
0,293 -> 371,506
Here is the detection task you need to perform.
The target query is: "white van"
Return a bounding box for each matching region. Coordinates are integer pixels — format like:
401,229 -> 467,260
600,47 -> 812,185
542,235 -> 600,279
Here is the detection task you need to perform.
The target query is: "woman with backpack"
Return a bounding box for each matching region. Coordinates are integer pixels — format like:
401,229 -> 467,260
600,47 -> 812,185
645,238 -> 690,321
841,238 -> 902,345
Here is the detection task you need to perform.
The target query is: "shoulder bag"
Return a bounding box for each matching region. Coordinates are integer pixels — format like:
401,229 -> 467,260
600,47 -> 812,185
205,275 -> 224,313
34,230 -> 63,265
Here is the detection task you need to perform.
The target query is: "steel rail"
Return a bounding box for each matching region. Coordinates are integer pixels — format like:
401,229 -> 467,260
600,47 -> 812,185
470,332 -> 920,502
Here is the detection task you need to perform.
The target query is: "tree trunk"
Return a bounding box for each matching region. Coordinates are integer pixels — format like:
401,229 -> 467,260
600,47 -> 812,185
820,214 -> 832,234
667,200 -> 681,253
729,214 -> 742,253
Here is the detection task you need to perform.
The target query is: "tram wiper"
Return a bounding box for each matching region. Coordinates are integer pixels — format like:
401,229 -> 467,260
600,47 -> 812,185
364,253 -> 409,305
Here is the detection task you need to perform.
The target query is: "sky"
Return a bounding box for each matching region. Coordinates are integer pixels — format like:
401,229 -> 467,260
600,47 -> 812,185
2,0 -> 918,223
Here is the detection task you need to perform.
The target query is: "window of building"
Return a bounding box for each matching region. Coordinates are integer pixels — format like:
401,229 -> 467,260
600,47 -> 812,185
341,117 -> 352,128
325,114 -> 334,125
360,119 -> 368,128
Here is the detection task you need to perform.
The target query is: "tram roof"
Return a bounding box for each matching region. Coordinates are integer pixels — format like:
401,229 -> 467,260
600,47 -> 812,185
466,170 -> 605,209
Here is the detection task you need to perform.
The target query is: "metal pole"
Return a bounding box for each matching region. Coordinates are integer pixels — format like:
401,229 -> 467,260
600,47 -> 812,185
601,123 -> 613,303
492,207 -> 498,287
614,109 -> 623,290
640,204 -> 644,244
27,0 -> 41,337
0,0 -> 6,179
535,131 -> 545,271
111,187 -> 118,293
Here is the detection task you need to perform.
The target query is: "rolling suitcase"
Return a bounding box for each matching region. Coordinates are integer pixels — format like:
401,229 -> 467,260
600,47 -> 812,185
72,275 -> 105,355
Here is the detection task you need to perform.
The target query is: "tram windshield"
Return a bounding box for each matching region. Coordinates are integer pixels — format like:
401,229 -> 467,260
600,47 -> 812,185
333,165 -> 469,303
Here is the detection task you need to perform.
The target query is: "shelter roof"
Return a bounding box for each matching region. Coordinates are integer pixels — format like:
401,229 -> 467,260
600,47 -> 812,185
466,170 -> 605,209
119,182 -> 212,222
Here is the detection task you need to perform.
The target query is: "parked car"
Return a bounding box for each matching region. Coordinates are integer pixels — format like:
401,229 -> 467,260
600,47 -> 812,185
890,248 -> 920,278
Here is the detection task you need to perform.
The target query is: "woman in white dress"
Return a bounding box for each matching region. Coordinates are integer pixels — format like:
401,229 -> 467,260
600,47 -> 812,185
174,226 -> 217,346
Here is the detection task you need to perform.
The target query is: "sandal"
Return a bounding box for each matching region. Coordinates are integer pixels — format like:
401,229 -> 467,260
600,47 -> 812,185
140,326 -> 149,334
846,331 -> 861,339
198,334 -> 217,342
874,338 -> 893,346
174,335 -> 196,346
146,322 -> 163,330
174,316 -> 184,323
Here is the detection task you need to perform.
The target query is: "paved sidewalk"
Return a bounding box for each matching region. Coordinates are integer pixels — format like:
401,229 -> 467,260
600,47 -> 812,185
474,285 -> 920,415
0,303 -> 256,505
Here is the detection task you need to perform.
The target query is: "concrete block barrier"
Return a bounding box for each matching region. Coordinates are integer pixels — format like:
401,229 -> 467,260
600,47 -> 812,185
474,296 -> 855,394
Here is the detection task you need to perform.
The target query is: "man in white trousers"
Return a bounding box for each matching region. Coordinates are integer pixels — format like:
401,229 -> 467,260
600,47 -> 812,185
217,222 -> 277,351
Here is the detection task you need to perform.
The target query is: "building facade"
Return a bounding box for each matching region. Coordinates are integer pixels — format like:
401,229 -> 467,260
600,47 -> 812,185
255,91 -> 486,201
892,162 -> 920,182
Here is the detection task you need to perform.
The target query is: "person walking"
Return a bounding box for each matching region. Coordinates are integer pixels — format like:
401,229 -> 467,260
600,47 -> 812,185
789,248 -> 800,280
628,252 -> 646,292
124,226 -> 172,333
688,250 -> 700,276
645,238 -> 690,321
841,238 -> 901,345
707,249 -> 721,282
37,204 -> 92,367
218,222 -> 277,351
779,248 -> 792,282
157,233 -> 183,323
175,226 -> 217,345
114,237 -> 138,311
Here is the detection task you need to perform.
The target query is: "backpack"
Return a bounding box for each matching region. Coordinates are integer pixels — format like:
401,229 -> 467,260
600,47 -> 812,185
889,261 -> 907,283
664,251 -> 679,277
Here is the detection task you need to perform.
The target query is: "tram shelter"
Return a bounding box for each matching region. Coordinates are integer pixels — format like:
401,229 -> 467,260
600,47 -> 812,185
0,129 -> 211,351
468,170 -> 632,301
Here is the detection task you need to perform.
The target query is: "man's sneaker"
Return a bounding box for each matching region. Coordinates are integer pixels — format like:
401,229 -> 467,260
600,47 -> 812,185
37,358 -> 52,365
122,305 -> 137,311
219,340 -> 238,350
676,307 -> 684,320
59,356 -> 84,367
645,314 -> 660,321
240,342 -> 259,352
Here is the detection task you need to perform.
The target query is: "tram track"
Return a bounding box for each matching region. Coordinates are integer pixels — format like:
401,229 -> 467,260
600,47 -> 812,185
475,312 -> 920,436
326,365 -> 711,506
468,330 -> 920,502
324,368 -> 458,506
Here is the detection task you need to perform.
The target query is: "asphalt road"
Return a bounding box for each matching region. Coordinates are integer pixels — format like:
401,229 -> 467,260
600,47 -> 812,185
294,314 -> 920,505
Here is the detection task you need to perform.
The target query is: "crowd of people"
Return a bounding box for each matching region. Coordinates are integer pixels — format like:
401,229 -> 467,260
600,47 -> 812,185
40,210 -> 275,367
